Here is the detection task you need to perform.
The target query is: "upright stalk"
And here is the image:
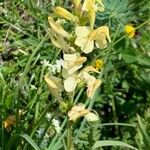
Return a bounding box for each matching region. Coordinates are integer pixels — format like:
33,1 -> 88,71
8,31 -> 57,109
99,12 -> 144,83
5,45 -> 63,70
67,121 -> 73,150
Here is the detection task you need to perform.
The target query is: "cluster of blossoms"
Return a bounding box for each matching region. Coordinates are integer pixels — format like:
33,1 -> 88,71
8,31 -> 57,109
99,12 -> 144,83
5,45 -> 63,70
44,0 -> 111,122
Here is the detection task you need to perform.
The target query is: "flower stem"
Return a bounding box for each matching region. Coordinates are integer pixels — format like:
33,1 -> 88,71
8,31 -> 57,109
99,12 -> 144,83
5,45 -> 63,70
67,121 -> 73,150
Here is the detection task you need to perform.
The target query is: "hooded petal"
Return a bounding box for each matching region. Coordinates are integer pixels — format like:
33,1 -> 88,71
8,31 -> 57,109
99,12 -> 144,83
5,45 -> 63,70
82,0 -> 96,29
49,30 -> 71,53
87,79 -> 101,97
93,26 -> 111,49
48,17 -> 69,38
54,7 -> 79,23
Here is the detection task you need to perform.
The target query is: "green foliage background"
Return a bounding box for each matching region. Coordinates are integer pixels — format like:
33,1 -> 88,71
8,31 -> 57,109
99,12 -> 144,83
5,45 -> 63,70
0,0 -> 150,149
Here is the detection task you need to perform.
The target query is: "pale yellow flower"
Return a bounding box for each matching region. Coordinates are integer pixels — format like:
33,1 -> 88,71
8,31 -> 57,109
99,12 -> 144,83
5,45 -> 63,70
68,103 -> 99,122
62,53 -> 87,92
54,7 -> 79,23
125,24 -> 136,38
79,66 -> 102,97
63,53 -> 87,76
75,26 -> 111,53
68,103 -> 90,121
48,17 -> 75,53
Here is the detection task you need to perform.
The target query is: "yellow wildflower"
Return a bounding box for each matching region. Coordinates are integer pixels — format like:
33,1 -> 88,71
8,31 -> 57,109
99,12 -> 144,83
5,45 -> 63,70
68,103 -> 99,122
3,115 -> 16,132
68,104 -> 90,121
125,24 -> 136,38
94,59 -> 104,70
63,53 -> 87,76
62,53 -> 87,92
79,66 -> 102,97
75,26 -> 111,54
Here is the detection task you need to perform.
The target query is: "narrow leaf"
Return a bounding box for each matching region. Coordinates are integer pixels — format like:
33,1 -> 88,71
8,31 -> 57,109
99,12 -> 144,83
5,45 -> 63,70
92,140 -> 138,150
20,134 -> 40,150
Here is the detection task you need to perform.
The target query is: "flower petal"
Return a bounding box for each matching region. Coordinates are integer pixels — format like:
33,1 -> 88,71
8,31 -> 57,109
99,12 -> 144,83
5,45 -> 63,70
82,0 -> 96,29
81,40 -> 94,54
64,76 -> 77,92
54,7 -> 79,22
75,26 -> 90,37
48,17 -> 69,38
85,112 -> 99,122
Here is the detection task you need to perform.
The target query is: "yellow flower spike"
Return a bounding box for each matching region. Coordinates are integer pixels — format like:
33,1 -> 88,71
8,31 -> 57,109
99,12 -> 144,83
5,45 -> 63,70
94,59 -> 104,70
54,7 -> 79,23
125,24 -> 136,38
3,116 -> 16,132
82,0 -> 96,29
48,17 -> 69,38
68,104 -> 90,121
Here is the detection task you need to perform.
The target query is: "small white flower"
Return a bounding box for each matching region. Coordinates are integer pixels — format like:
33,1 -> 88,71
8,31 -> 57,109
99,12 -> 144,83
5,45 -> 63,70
46,112 -> 52,121
52,119 -> 61,133
48,59 -> 64,74
37,128 -> 44,137
55,59 -> 64,73
41,60 -> 51,67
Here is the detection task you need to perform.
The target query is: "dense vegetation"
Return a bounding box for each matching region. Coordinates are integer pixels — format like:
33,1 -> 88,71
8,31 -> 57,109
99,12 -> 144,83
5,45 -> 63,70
0,0 -> 150,150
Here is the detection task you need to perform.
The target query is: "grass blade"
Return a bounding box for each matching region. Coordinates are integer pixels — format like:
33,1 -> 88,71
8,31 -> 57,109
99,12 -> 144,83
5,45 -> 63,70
92,140 -> 138,150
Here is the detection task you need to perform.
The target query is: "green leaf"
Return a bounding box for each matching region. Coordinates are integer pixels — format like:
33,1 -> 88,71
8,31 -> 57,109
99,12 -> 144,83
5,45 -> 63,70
20,134 -> 41,150
137,115 -> 150,149
92,140 -> 138,150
